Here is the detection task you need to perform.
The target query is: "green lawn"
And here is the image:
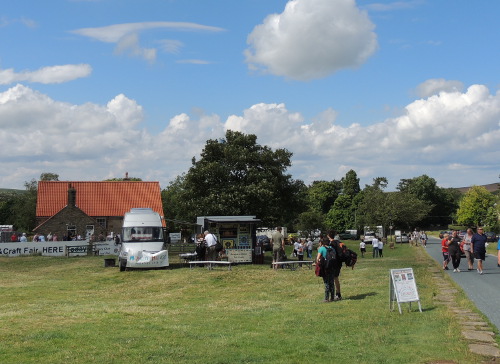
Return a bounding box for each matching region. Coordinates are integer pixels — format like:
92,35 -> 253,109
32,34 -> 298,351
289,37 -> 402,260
0,243 -> 496,363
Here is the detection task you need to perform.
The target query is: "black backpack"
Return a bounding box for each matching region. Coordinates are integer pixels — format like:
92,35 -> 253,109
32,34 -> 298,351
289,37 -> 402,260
332,240 -> 358,269
323,246 -> 337,272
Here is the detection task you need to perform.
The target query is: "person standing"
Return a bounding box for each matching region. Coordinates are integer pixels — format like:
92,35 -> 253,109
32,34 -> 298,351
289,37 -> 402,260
471,227 -> 487,275
271,227 -> 285,270
461,228 -> 474,270
306,238 -> 313,259
19,233 -> 27,242
297,240 -> 305,266
497,236 -> 500,268
421,231 -> 427,247
359,240 -> 366,258
372,236 -> 379,258
448,231 -> 461,272
327,230 -> 343,301
293,239 -> 300,258
316,238 -> 335,302
441,233 -> 450,270
378,239 -> 384,258
204,230 -> 218,261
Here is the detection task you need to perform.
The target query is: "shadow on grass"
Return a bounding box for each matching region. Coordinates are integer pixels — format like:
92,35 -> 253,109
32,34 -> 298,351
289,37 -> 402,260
347,291 -> 377,300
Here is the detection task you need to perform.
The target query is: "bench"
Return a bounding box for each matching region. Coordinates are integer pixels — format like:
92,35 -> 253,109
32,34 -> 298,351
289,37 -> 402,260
189,261 -> 232,270
179,253 -> 197,264
272,261 -> 314,271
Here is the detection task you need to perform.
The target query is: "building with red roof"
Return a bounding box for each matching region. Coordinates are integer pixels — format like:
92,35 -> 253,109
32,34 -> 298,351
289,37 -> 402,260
34,180 -> 164,240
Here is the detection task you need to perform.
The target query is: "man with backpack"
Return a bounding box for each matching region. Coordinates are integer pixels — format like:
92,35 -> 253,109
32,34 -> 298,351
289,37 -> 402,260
327,230 -> 343,301
316,237 -> 336,302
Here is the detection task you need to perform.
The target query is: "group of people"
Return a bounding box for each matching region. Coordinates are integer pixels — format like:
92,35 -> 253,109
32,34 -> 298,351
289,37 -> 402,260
410,230 -> 428,247
357,236 -> 383,258
291,237 -> 314,259
441,227 -> 489,274
11,232 -> 59,242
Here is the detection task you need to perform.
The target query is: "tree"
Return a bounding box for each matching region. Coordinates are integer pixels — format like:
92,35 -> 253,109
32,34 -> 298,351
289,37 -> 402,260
341,169 -> 360,198
162,130 -> 306,227
306,180 -> 342,214
456,186 -> 496,227
325,194 -> 353,232
294,210 -> 325,238
397,174 -> 459,227
40,173 -> 59,181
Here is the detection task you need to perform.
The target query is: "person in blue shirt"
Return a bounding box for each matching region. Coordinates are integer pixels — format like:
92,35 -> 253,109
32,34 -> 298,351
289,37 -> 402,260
471,227 -> 487,274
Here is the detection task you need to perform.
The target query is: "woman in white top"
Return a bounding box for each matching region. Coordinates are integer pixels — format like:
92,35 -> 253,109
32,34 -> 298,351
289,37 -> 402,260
461,228 -> 474,270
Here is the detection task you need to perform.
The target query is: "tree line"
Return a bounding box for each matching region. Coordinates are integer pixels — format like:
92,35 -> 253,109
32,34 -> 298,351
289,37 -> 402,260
1,131 -> 499,235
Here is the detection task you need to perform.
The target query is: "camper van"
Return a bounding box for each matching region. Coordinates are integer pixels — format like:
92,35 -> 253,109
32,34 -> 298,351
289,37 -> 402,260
118,208 -> 168,271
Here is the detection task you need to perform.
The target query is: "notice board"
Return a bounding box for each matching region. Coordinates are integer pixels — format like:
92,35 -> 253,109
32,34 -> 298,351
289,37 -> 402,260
390,268 -> 422,313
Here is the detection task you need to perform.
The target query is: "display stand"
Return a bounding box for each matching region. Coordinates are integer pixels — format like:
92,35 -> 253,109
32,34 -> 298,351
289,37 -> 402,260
389,268 -> 422,314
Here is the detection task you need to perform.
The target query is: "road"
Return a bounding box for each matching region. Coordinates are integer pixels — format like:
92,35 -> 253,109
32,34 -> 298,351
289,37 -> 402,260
424,235 -> 500,330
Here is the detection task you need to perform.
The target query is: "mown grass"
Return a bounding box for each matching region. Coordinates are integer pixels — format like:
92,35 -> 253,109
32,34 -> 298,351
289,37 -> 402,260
0,243 -> 496,363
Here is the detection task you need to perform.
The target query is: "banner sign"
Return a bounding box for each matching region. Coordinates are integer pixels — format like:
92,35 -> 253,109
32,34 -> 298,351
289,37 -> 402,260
390,268 -> 422,313
226,248 -> 252,263
127,250 -> 169,268
0,241 -> 117,257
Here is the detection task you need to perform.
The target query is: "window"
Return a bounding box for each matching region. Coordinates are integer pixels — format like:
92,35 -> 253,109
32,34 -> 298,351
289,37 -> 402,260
96,218 -> 106,228
67,225 -> 76,239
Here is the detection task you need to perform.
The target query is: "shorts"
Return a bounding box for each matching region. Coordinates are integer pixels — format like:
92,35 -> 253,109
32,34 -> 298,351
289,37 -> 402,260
360,248 -> 366,252
442,252 -> 449,261
474,251 -> 486,261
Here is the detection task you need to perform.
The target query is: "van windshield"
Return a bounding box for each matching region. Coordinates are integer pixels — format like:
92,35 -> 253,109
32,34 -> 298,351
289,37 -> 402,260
122,227 -> 164,242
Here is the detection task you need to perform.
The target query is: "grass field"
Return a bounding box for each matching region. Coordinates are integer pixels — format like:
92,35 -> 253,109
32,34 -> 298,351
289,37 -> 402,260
0,243 -> 497,363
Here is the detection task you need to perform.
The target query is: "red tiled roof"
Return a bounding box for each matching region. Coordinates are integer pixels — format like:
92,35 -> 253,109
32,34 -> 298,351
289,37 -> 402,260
36,181 -> 164,219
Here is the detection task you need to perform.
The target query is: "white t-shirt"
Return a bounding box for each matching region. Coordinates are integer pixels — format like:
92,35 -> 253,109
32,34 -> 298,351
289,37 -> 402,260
378,240 -> 383,249
372,238 -> 379,248
360,242 -> 366,249
205,233 -> 217,247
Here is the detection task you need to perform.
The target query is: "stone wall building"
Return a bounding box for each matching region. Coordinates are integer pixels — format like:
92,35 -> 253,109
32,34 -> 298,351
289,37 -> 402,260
34,180 -> 164,240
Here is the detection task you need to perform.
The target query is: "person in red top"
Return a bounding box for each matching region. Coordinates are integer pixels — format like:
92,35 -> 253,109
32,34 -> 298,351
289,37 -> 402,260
11,233 -> 17,242
441,233 -> 450,270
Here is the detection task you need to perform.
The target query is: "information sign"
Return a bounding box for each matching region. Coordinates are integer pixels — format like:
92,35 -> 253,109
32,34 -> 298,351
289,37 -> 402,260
389,268 -> 422,313
226,248 -> 252,263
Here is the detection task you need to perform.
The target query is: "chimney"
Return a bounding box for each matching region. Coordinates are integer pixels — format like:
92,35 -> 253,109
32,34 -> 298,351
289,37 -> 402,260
124,172 -> 129,180
68,183 -> 76,207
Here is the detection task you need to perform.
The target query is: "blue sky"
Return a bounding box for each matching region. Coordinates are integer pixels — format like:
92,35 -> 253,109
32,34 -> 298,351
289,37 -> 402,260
1,0 -> 499,190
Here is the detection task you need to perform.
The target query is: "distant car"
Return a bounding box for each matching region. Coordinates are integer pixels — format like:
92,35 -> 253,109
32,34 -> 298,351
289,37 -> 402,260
338,233 -> 356,240
396,233 -> 409,243
257,235 -> 272,251
485,232 -> 497,243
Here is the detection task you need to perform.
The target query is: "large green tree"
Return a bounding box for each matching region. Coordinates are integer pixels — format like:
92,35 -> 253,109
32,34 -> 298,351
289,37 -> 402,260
397,174 -> 459,227
456,186 -> 496,227
162,130 -> 306,227
306,180 -> 342,215
341,169 -> 360,198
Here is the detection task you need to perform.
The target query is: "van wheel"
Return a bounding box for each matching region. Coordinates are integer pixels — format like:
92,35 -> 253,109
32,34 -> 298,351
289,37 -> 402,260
119,259 -> 127,272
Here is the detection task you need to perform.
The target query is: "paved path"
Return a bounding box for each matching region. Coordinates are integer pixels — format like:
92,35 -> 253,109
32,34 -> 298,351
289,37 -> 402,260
423,235 -> 500,331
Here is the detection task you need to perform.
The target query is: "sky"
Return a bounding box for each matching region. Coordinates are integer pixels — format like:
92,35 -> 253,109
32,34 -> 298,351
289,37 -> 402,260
1,0 -> 499,191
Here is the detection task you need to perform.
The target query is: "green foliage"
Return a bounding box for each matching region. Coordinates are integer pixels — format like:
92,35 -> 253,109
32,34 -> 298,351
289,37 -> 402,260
40,173 -> 59,181
104,177 -> 142,181
306,180 -> 342,214
456,185 -> 496,227
325,194 -> 353,231
341,169 -> 360,197
162,130 -> 306,227
294,210 -> 325,237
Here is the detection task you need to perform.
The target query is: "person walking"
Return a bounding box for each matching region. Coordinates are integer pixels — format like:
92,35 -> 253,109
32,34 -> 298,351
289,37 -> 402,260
306,238 -> 313,259
497,236 -> 500,268
421,231 -> 427,247
441,233 -> 450,270
372,236 -> 379,258
359,240 -> 366,258
448,230 -> 461,272
271,227 -> 285,270
204,230 -> 218,261
471,227 -> 487,275
461,228 -> 475,270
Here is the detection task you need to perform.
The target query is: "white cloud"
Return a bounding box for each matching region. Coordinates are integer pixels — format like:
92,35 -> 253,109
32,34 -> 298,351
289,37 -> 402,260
0,83 -> 499,190
0,64 -> 92,85
414,78 -> 464,98
245,0 -> 378,80
72,21 -> 225,62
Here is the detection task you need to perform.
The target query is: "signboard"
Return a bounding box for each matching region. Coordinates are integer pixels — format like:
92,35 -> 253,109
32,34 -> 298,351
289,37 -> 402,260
390,268 -> 422,313
226,248 -> 252,263
169,232 -> 181,243
0,241 -> 117,257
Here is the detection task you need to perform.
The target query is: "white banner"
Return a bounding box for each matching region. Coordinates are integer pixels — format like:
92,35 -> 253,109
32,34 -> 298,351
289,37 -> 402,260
0,241 -> 118,257
127,250 -> 169,268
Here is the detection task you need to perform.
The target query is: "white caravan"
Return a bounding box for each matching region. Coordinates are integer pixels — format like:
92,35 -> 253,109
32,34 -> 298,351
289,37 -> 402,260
119,208 -> 169,271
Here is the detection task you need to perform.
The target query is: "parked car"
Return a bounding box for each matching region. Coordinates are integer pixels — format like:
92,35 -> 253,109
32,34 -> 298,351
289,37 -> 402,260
338,232 -> 356,240
396,233 -> 409,243
363,233 -> 375,244
485,231 -> 497,243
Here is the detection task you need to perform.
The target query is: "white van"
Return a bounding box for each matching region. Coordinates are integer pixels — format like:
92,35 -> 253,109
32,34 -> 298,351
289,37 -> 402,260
118,208 -> 169,271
